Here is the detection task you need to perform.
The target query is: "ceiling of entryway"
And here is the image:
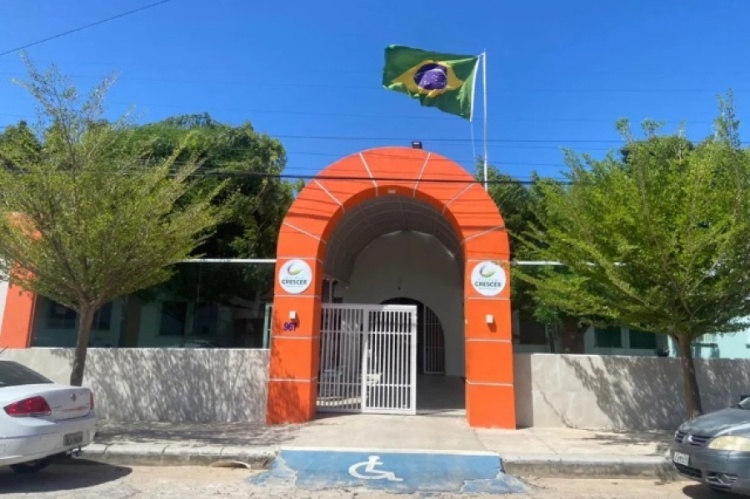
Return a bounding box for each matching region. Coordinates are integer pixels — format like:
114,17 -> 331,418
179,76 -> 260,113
324,195 -> 462,283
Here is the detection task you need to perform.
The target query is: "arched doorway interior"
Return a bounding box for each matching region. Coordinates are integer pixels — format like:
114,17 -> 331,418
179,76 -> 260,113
380,297 -> 446,376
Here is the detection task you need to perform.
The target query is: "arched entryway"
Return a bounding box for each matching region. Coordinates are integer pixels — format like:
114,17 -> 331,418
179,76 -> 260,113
266,146 -> 514,429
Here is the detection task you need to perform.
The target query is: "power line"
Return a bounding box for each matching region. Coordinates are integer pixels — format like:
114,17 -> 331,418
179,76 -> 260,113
0,122 -> 637,146
0,70 -> 742,94
0,109 -> 718,125
0,165 -> 566,184
0,0 -> 174,57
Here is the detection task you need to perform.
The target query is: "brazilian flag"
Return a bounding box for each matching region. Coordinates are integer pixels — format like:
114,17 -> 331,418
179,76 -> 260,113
382,45 -> 480,120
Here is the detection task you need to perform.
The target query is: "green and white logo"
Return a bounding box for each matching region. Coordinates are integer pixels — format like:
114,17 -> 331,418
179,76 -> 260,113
471,261 -> 506,297
279,259 -> 312,294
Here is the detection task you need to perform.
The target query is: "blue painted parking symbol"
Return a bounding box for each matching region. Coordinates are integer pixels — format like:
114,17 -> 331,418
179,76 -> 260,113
249,449 -> 527,494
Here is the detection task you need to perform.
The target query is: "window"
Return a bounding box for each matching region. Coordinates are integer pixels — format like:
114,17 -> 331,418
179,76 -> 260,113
0,361 -> 52,387
93,303 -> 113,330
697,333 -> 718,344
629,329 -> 657,350
518,317 -> 548,345
43,299 -> 113,330
594,326 -> 622,348
159,301 -> 188,336
45,301 -> 76,329
193,302 -> 219,335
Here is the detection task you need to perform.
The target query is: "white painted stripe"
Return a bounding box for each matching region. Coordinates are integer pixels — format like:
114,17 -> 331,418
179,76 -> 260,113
461,225 -> 506,245
280,446 -> 499,457
465,338 -> 512,343
442,183 -> 474,213
283,222 -> 327,245
269,377 -> 318,383
412,153 -> 432,196
465,296 -> 510,301
271,335 -> 321,341
466,380 -> 513,387
276,256 -> 325,266
314,180 -> 345,213
359,153 -> 379,195
273,294 -> 322,300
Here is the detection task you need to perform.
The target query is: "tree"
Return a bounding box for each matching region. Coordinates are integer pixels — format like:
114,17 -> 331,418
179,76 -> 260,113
123,113 -> 295,259
480,161 -> 584,352
120,114 -> 298,310
0,56 -> 225,385
517,98 -> 750,418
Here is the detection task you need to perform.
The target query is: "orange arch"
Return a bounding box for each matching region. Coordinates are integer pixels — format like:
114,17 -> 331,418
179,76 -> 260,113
267,146 -> 515,429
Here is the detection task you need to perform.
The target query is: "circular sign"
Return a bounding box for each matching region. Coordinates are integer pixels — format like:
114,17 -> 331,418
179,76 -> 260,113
471,261 -> 507,297
278,259 -> 313,294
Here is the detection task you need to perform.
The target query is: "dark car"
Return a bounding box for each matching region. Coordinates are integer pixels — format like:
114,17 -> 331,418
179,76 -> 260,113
671,397 -> 750,495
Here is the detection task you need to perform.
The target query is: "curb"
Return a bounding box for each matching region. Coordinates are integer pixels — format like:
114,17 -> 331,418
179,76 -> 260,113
74,444 -> 681,482
501,454 -> 680,481
77,443 -> 278,468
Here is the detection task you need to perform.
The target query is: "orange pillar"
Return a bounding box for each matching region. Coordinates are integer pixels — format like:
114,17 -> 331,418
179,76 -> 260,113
452,186 -> 516,429
266,254 -> 322,424
0,284 -> 35,348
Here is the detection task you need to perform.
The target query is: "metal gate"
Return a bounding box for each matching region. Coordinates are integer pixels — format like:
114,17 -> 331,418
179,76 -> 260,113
317,304 -> 417,415
422,305 -> 446,375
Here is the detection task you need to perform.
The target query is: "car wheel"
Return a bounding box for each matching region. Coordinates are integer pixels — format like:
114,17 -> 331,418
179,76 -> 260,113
9,459 -> 51,474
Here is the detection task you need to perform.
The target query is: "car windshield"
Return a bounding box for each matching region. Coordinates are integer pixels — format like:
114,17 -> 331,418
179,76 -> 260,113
740,398 -> 750,410
0,361 -> 52,387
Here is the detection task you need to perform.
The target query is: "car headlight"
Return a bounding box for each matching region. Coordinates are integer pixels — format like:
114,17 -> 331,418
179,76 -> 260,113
708,436 -> 750,451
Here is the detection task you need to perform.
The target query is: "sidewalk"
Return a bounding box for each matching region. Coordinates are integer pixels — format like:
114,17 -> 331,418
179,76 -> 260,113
82,416 -> 679,479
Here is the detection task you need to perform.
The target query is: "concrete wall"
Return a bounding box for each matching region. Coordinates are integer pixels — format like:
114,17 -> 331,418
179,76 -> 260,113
339,231 -> 465,377
1,348 -> 269,424
514,353 -> 750,430
5,347 -> 748,430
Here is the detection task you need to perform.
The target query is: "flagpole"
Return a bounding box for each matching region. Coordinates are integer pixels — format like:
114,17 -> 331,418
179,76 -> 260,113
482,51 -> 489,192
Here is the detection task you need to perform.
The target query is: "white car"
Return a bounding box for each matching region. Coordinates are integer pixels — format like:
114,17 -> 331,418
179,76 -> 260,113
0,360 -> 97,473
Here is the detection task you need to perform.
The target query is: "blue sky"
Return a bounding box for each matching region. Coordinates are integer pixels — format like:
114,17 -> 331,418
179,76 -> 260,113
0,0 -> 748,181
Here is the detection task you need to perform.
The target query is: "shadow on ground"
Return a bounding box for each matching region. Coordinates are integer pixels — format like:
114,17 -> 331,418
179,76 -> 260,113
587,430 -> 673,456
681,483 -> 740,498
94,420 -> 300,447
0,458 -> 131,494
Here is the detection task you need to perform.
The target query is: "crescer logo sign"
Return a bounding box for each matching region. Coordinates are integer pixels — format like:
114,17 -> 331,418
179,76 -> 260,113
471,261 -> 507,297
278,259 -> 312,294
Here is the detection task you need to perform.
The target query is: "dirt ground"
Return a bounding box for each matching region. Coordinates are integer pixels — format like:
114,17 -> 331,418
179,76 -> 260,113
0,464 -> 733,498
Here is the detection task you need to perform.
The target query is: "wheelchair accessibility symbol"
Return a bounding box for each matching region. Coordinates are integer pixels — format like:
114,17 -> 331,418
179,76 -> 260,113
348,455 -> 403,482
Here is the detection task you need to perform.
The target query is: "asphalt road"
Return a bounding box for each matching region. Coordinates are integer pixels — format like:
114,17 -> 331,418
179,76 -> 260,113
0,462 -> 735,498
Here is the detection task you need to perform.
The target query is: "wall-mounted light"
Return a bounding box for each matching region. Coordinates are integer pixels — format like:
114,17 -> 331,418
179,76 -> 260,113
289,310 -> 298,321
485,314 -> 494,325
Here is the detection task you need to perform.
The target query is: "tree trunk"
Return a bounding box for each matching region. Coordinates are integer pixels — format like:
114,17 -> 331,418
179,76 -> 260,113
70,305 -> 95,386
546,324 -> 557,353
677,335 -> 703,419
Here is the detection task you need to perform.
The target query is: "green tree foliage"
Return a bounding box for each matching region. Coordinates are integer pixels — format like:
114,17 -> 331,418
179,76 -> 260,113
517,97 -> 750,418
479,161 -> 583,351
0,57 -> 225,385
124,113 -> 294,259
120,113 -> 297,308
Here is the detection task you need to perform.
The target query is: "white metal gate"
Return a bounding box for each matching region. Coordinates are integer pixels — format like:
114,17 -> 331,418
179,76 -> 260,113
317,304 -> 417,415
422,305 -> 446,375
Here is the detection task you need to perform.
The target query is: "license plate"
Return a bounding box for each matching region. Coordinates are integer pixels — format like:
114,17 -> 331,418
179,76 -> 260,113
673,451 -> 690,466
63,431 -> 84,447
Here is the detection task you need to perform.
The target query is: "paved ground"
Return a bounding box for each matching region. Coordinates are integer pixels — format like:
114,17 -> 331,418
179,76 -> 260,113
0,464 -> 730,498
96,414 -> 673,457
